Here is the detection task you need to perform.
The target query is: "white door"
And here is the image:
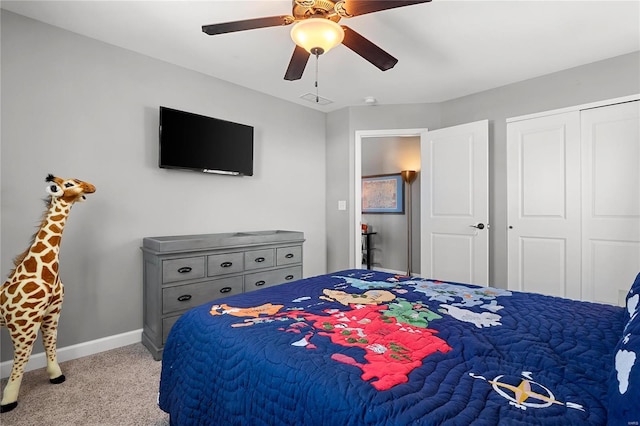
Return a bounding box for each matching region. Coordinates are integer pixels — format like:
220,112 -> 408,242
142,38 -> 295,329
581,100 -> 640,305
506,111 -> 582,298
421,120 -> 489,286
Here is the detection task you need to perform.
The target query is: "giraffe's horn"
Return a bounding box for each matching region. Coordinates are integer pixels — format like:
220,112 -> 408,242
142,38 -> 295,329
45,174 -> 56,182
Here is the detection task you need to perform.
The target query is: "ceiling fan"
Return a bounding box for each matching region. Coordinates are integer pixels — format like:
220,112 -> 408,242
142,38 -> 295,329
202,0 -> 431,81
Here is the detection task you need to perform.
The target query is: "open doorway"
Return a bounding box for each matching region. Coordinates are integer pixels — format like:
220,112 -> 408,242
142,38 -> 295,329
354,121 -> 489,284
354,129 -> 428,275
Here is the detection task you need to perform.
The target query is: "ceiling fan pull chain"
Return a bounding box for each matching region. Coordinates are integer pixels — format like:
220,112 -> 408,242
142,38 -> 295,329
315,51 -> 320,103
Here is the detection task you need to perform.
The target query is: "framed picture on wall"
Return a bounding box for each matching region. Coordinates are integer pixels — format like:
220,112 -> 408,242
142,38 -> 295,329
362,173 -> 404,214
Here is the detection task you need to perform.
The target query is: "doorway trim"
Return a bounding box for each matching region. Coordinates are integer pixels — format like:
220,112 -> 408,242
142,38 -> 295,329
353,128 -> 428,270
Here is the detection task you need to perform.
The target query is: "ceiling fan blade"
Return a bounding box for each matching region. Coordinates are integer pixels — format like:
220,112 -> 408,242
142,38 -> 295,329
338,0 -> 431,17
202,16 -> 293,35
341,26 -> 397,71
284,46 -> 311,81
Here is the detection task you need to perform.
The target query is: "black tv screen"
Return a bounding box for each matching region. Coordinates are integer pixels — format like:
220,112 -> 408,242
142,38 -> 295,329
159,106 -> 254,176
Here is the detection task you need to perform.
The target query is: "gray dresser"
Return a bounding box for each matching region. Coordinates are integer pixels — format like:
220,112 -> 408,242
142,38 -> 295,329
141,230 -> 304,360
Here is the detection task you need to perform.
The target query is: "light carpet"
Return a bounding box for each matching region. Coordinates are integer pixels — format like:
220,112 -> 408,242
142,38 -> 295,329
0,343 -> 169,425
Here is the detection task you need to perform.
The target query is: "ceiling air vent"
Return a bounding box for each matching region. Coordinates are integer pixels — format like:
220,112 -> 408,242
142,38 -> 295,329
300,93 -> 333,105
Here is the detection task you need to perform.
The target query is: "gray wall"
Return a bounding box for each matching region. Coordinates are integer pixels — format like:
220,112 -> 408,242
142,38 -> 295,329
1,11 -> 327,361
325,110 -> 351,273
325,51 -> 640,288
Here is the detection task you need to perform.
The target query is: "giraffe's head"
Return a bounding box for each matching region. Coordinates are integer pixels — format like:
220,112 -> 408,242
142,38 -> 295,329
45,174 -> 96,204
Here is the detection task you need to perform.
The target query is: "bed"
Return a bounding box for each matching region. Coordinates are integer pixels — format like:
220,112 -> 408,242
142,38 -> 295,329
158,269 -> 640,425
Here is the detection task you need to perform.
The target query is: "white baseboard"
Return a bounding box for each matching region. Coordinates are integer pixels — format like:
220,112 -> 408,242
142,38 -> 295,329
1,329 -> 142,379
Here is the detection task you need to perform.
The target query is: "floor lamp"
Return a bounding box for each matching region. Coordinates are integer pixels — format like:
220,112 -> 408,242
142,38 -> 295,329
401,170 -> 417,276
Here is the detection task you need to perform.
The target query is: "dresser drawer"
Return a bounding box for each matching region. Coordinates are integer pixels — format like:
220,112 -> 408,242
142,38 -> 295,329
162,257 -> 205,284
162,314 -> 181,344
276,246 -> 302,266
162,276 -> 243,314
208,252 -> 244,276
244,266 -> 301,292
244,248 -> 274,270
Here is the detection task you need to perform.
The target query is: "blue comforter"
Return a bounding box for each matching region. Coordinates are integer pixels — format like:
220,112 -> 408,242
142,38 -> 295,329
159,270 -> 628,425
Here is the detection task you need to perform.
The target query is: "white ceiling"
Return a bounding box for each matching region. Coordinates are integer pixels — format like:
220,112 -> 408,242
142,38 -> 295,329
2,0 -> 639,112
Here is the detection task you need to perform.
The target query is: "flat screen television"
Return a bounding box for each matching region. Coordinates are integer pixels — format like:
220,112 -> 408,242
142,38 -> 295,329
159,106 -> 254,176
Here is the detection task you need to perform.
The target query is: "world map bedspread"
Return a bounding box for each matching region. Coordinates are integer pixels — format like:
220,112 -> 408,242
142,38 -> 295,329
159,270 -> 628,425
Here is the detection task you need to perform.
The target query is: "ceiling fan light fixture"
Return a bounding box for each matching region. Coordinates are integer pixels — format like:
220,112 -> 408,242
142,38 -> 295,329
290,18 -> 344,55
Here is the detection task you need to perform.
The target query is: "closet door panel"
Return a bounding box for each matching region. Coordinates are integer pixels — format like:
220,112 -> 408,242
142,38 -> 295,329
581,100 -> 640,305
507,111 -> 581,298
518,237 -> 567,297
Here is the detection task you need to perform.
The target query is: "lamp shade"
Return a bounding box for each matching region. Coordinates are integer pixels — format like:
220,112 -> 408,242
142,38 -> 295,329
401,170 -> 417,184
290,18 -> 345,54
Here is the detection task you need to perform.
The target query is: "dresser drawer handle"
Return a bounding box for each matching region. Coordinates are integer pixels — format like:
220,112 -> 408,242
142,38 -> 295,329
285,275 -> 295,280
177,294 -> 192,302
220,262 -> 233,268
255,257 -> 265,263
177,267 -> 192,274
220,287 -> 232,293
285,253 -> 294,259
255,280 -> 266,287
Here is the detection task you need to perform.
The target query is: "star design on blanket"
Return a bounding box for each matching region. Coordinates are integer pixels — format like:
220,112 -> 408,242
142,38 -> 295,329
469,372 -> 585,412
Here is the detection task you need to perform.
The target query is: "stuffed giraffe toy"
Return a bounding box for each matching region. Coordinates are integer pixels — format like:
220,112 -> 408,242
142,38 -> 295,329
0,174 -> 96,413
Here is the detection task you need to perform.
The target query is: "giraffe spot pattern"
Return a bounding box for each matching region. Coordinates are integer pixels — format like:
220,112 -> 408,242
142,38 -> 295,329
50,293 -> 62,305
23,257 -> 37,273
23,300 -> 44,309
31,241 -> 48,253
11,292 -> 23,304
23,324 -> 39,335
42,266 -> 56,283
45,304 -> 61,314
42,250 -> 56,264
22,282 -> 39,293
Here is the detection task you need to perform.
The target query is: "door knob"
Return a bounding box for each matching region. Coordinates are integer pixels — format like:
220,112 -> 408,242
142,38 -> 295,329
470,223 -> 485,230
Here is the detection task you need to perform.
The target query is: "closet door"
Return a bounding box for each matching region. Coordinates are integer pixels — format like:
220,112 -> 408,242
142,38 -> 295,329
581,100 -> 640,305
507,112 -> 582,298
